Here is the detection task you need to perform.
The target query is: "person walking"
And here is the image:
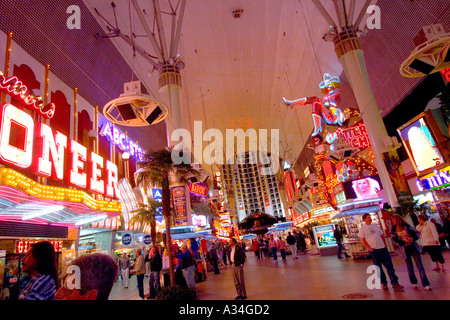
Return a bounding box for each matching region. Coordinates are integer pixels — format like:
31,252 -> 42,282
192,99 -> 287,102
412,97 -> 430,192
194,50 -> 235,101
286,232 -> 298,259
119,253 -> 130,289
359,213 -> 404,291
269,235 -> 278,262
175,243 -> 196,290
229,238 -> 247,300
334,224 -> 350,259
145,246 -> 162,299
130,248 -> 146,299
296,230 -> 307,253
391,214 -> 432,290
258,238 -> 266,260
19,241 -> 58,300
430,218 -> 448,248
278,237 -> 287,262
252,239 -> 260,260
222,242 -> 229,265
209,244 -> 220,274
417,214 -> 446,272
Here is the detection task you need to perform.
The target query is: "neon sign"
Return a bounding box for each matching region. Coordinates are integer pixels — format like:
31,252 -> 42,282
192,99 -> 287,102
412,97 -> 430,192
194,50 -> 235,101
416,169 -> 450,191
0,71 -> 55,119
398,116 -> 444,173
0,103 -> 120,199
326,124 -> 370,151
283,73 -> 345,137
189,183 -> 208,196
16,240 -> 63,253
99,121 -> 144,161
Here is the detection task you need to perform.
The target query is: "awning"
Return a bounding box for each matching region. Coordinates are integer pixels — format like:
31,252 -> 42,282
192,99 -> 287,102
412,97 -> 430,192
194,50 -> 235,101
332,205 -> 381,219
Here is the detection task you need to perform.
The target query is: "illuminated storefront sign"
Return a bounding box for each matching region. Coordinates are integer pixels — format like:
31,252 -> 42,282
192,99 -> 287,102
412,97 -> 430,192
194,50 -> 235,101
0,103 -> 120,200
16,240 -> 63,253
293,211 -> 310,225
313,206 -> 334,216
325,123 -> 370,151
99,121 -> 144,161
398,114 -> 445,174
188,183 -> 208,196
172,186 -> 188,225
416,167 -> 450,191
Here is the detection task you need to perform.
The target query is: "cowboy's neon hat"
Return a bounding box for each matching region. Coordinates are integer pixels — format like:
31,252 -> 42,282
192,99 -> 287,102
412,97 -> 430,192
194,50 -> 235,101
319,73 -> 340,90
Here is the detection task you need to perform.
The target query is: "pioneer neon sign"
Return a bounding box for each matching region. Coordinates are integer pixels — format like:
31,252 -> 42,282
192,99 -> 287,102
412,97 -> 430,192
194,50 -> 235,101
0,71 -> 55,119
99,121 -> 144,161
0,103 -> 120,199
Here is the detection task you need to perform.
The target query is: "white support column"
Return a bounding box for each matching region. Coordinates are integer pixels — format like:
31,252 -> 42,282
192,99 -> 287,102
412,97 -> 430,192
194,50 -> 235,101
335,35 -> 398,208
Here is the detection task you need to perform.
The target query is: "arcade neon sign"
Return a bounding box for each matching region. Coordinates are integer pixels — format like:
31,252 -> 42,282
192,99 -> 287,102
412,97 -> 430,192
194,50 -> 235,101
99,121 -> 144,161
0,71 -> 55,119
416,168 -> 450,191
0,103 -> 120,199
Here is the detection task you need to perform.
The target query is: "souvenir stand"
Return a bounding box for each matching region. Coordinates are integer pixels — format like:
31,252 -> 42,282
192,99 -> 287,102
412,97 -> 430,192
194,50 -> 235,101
333,198 -> 394,258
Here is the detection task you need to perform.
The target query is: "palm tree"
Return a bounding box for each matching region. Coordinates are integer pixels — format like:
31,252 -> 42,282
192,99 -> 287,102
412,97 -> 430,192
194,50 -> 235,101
129,197 -> 162,247
134,147 -> 200,287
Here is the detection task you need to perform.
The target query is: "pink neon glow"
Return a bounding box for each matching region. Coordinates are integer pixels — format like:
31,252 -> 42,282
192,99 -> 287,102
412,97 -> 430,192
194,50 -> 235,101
105,160 -> 120,199
0,103 -> 34,168
0,72 -> 55,119
37,123 -> 67,180
0,102 -> 121,200
69,140 -> 87,189
89,151 -> 105,194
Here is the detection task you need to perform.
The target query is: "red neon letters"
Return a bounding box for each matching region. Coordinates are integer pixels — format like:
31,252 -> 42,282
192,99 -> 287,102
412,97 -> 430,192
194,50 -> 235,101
0,103 -> 120,199
0,71 -> 55,119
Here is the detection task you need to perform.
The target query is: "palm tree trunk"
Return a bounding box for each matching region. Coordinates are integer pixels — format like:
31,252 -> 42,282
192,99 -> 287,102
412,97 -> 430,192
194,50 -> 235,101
162,185 -> 175,287
150,219 -> 157,249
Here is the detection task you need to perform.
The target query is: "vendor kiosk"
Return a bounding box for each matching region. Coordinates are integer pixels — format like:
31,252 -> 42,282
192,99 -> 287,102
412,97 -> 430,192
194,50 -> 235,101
334,198 -> 394,258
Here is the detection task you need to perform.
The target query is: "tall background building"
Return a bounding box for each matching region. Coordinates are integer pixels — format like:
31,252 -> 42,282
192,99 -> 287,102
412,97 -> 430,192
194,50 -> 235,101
222,151 -> 285,223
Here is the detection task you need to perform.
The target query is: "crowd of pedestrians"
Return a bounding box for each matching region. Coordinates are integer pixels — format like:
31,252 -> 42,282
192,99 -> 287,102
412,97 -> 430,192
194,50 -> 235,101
9,212 -> 450,300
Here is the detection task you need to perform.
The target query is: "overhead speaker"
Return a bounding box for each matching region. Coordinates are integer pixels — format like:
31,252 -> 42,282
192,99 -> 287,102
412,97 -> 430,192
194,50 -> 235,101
145,106 -> 163,125
343,150 -> 352,158
409,59 -> 435,75
117,103 -> 138,121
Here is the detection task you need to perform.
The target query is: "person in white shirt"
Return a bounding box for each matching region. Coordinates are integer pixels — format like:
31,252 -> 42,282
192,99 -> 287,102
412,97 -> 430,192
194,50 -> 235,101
358,213 -> 403,291
417,214 -> 445,271
118,253 -> 130,288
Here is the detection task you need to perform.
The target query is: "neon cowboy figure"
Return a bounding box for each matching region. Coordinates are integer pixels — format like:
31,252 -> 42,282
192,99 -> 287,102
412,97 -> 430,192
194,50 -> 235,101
283,73 -> 345,137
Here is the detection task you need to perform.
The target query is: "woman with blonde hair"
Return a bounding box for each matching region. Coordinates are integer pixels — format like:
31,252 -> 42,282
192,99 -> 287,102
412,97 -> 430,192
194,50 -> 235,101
352,177 -> 380,200
417,214 -> 445,271
391,214 -> 432,290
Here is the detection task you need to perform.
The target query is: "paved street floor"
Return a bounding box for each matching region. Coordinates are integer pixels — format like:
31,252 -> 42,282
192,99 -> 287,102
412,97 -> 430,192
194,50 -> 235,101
109,248 -> 450,300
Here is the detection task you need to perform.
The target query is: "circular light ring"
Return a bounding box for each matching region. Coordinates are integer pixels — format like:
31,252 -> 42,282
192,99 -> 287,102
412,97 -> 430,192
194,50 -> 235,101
400,35 -> 450,78
103,94 -> 169,127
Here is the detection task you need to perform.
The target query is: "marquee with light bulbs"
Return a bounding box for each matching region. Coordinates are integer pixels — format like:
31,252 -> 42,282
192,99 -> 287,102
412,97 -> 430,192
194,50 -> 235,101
0,72 -> 122,225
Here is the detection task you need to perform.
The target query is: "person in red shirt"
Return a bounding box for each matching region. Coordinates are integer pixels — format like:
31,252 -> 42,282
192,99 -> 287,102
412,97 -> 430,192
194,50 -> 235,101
252,239 -> 260,260
278,237 -> 287,262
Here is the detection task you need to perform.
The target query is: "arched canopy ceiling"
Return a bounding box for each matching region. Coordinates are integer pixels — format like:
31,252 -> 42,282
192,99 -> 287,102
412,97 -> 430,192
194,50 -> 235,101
83,0 -> 378,169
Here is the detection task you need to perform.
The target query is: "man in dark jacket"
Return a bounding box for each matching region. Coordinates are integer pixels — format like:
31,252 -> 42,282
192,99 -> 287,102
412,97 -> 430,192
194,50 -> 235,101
334,224 -> 350,259
229,238 -> 247,300
145,246 -> 162,299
